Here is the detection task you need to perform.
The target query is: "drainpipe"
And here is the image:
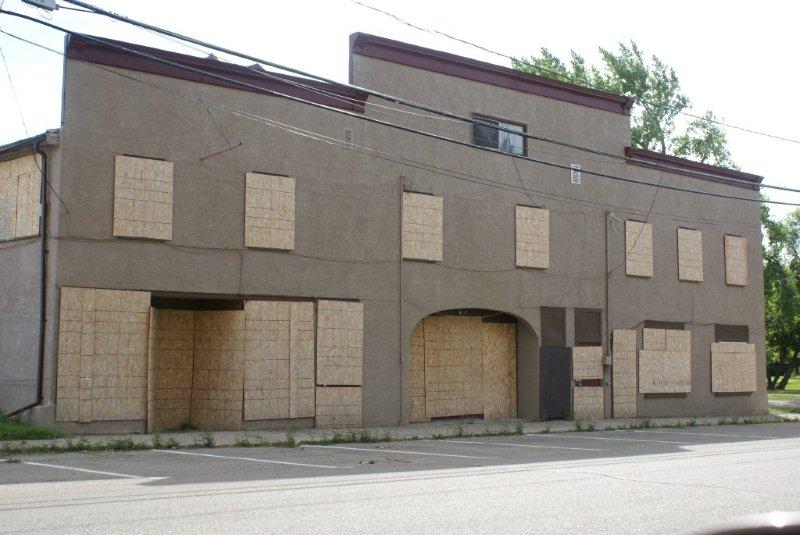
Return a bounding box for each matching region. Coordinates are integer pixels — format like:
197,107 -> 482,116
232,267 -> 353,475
7,141 -> 48,418
398,174 -> 405,424
605,211 -> 612,418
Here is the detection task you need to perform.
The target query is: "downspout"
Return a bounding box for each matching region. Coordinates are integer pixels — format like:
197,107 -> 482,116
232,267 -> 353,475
7,142 -> 48,417
605,211 -> 612,418
398,174 -> 405,424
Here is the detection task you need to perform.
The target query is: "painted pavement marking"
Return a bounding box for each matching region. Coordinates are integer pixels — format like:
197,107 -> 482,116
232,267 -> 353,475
443,439 -> 602,452
303,445 -> 491,459
152,449 -> 342,469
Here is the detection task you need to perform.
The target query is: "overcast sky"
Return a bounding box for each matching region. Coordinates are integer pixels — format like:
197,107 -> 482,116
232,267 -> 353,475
1,0 -> 798,216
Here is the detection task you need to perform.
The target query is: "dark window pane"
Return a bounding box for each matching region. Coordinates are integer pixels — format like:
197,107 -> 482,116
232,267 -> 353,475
644,321 -> 685,331
575,308 -> 602,346
473,122 -> 498,148
715,324 -> 749,343
541,307 -> 566,347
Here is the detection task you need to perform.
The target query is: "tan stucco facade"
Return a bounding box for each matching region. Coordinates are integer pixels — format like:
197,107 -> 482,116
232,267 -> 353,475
0,33 -> 768,431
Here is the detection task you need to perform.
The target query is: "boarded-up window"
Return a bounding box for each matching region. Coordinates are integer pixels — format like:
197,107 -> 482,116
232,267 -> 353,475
724,235 -> 748,286
244,172 -> 295,250
516,205 -> 549,269
677,228 -> 703,282
575,308 -> 602,346
0,154 -> 41,241
625,220 -> 653,277
711,342 -> 757,393
540,307 -> 565,347
113,155 -> 173,240
402,191 -> 443,261
639,328 -> 692,394
715,324 -> 749,343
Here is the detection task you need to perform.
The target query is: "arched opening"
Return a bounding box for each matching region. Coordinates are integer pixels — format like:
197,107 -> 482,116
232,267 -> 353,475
408,309 -> 538,422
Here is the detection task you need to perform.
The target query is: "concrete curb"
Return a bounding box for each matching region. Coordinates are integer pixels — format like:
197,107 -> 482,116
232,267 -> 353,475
0,414 -> 783,455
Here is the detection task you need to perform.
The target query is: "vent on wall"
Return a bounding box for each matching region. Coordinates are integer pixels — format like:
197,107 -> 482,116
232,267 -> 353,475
570,164 -> 581,184
343,127 -> 354,149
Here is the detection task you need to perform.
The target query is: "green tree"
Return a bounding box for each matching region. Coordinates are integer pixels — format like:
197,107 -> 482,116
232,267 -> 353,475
762,204 -> 800,389
512,42 -> 735,167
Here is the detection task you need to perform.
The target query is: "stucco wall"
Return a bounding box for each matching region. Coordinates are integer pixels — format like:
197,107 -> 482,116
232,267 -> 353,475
17,51 -> 768,426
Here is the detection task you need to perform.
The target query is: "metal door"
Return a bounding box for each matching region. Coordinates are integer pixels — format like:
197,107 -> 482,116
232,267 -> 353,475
539,347 -> 572,420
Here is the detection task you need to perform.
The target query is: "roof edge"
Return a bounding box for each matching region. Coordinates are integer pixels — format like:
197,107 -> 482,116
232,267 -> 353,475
65,34 -> 368,113
625,147 -> 763,190
350,32 -> 634,116
0,133 -> 47,162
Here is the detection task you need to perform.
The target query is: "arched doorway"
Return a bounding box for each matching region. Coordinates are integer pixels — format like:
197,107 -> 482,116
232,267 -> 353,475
409,309 -> 535,423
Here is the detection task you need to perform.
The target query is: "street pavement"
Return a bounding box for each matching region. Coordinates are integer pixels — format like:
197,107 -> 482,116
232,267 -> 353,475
2,422 -> 800,534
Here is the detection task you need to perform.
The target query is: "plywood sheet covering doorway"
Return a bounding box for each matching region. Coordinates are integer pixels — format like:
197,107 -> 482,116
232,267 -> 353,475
410,315 -> 516,422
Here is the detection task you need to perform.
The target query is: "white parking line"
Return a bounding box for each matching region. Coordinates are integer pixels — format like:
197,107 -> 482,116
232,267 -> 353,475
153,449 -> 342,469
21,461 -> 143,479
526,434 -> 692,445
630,430 -> 783,440
303,445 -> 490,459
444,440 -> 601,452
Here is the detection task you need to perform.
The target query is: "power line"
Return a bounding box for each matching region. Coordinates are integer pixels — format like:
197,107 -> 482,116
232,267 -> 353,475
0,42 -> 67,209
0,26 -> 763,231
350,0 -> 800,146
2,10 -> 795,210
51,0 -> 797,194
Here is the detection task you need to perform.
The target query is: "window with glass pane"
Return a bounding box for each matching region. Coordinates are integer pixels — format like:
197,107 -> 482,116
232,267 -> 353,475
472,116 -> 525,155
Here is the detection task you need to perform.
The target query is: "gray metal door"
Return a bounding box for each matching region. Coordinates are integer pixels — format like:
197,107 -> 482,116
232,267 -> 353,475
539,347 -> 572,420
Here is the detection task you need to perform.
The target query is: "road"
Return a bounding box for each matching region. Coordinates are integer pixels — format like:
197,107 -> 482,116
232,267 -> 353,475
2,423 -> 800,534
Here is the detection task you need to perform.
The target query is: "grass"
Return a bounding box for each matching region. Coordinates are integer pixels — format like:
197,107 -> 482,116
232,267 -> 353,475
768,375 -> 800,413
768,375 -> 800,399
0,413 -> 65,441
770,406 -> 800,415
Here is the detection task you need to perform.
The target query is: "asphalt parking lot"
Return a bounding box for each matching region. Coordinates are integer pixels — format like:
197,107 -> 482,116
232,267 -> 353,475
2,423 -> 800,533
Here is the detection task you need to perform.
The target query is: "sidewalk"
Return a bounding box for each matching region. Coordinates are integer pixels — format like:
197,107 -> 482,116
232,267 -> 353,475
1,413 -> 786,455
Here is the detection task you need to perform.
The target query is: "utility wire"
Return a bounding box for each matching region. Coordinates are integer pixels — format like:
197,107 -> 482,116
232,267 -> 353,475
350,0 -> 800,146
1,10 -> 795,209
0,42 -> 67,209
3,10 -> 792,209
0,26 -> 763,231
52,0 -> 796,194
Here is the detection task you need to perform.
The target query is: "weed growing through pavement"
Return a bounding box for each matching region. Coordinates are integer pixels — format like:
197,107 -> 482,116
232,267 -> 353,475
198,431 -> 215,448
234,435 -> 254,447
628,419 -> 654,429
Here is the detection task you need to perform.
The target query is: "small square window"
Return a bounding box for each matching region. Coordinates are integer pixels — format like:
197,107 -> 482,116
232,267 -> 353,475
473,115 -> 525,156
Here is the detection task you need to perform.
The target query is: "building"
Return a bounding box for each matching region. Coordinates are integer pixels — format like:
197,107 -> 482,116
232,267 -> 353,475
0,32 -> 767,433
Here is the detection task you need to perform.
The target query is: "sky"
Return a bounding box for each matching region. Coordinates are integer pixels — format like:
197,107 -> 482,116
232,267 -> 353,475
1,0 -> 798,217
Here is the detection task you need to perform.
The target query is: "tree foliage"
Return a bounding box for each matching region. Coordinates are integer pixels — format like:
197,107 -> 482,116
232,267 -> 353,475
762,204 -> 800,389
512,42 -> 735,167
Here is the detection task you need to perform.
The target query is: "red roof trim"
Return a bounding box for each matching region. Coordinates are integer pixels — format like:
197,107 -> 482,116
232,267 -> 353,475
65,34 -> 368,112
625,147 -> 763,190
350,33 -> 633,116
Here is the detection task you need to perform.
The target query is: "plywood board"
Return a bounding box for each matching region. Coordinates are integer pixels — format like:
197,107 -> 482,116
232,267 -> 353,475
423,316 -> 483,419
402,191 -> 443,261
515,205 -> 549,269
244,172 -> 295,250
481,322 -> 517,420
190,310 -> 245,430
56,287 -> 150,423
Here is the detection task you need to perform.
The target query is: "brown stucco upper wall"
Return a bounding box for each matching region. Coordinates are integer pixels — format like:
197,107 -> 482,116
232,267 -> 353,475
349,33 -> 633,115
351,54 -> 633,156
56,56 -> 763,302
